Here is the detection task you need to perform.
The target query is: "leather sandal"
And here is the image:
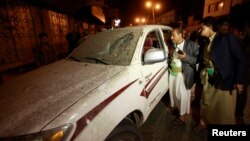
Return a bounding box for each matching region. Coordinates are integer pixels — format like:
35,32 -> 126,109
192,124 -> 207,133
166,107 -> 175,114
171,118 -> 186,126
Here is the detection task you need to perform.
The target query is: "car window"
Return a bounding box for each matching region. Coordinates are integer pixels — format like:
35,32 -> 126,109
147,31 -> 161,49
162,29 -> 172,50
141,30 -> 164,63
69,28 -> 142,66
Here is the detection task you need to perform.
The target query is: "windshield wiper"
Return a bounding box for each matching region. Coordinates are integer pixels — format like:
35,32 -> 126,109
85,57 -> 109,65
67,56 -> 82,62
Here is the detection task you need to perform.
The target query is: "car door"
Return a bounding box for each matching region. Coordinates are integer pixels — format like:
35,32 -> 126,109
140,28 -> 169,114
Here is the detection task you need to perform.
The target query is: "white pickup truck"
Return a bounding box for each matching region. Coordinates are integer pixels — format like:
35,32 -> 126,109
0,25 -> 172,141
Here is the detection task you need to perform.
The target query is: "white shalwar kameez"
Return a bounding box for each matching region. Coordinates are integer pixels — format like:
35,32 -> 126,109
169,43 -> 191,116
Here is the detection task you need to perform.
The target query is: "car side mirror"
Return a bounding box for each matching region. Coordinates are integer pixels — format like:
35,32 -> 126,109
144,48 -> 166,64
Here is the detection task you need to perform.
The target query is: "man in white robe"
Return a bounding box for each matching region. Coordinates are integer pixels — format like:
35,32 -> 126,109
168,25 -> 199,126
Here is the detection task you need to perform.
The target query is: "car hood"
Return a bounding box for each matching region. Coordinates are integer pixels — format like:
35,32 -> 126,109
0,60 -> 124,137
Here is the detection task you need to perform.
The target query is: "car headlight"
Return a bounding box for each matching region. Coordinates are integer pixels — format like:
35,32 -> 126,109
0,123 -> 73,141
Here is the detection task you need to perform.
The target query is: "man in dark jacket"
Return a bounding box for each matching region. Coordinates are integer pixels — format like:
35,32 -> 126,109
33,32 -> 56,67
195,16 -> 247,129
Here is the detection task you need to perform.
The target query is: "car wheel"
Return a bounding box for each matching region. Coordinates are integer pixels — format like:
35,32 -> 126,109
105,119 -> 143,141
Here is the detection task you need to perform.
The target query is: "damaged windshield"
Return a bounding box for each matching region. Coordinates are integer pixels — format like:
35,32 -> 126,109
68,28 -> 142,66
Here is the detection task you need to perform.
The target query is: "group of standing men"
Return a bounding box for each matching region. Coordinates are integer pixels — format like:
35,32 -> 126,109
167,16 -> 248,130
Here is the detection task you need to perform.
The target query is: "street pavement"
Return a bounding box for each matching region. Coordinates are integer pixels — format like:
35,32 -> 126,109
139,85 -> 250,141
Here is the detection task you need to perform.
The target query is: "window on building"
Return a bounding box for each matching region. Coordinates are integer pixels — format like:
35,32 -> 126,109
208,0 -> 224,13
218,1 -> 224,11
214,3 -> 219,11
208,4 -> 215,13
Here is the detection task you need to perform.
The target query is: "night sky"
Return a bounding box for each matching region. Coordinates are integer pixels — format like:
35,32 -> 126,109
107,0 -> 174,25
37,0 -> 204,26
105,0 -> 204,26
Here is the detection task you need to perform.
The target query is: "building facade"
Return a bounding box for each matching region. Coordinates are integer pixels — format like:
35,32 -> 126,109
0,0 -> 109,71
203,0 -> 244,17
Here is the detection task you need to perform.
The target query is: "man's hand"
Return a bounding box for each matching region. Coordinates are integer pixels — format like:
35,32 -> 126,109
235,84 -> 244,94
177,52 -> 186,60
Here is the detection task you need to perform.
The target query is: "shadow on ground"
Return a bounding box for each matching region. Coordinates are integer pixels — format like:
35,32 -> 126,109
139,92 -> 206,141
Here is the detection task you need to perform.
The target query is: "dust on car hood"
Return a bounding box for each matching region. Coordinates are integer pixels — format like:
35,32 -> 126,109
0,59 -> 124,137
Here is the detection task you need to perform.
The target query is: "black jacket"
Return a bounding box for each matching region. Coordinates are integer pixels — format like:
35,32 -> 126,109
211,33 -> 247,90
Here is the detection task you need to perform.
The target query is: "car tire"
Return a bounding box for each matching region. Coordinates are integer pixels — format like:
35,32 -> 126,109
105,118 -> 143,141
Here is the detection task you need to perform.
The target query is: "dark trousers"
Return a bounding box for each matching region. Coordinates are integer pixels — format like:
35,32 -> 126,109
0,72 -> 3,85
235,87 -> 248,117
